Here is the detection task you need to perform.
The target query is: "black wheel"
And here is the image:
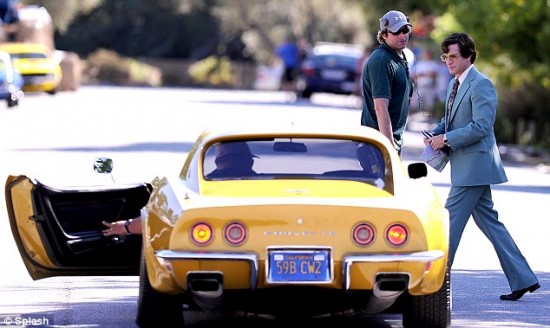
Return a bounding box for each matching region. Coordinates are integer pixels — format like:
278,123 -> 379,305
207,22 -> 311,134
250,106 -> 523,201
6,97 -> 19,108
136,252 -> 185,327
7,93 -> 18,107
300,89 -> 312,99
402,265 -> 451,328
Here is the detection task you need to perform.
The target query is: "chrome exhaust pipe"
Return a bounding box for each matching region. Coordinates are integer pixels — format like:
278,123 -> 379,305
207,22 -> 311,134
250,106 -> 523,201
187,272 -> 224,310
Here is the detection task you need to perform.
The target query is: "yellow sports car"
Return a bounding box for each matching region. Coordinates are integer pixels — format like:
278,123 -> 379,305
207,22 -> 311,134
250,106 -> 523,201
0,42 -> 62,95
5,124 -> 450,327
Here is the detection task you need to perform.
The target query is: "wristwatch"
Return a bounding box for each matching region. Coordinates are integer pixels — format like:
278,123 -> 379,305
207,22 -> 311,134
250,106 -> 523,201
124,219 -> 133,234
443,134 -> 449,145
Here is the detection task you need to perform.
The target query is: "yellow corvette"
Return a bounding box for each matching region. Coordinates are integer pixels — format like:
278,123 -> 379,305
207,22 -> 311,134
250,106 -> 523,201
5,124 -> 450,327
0,42 -> 62,95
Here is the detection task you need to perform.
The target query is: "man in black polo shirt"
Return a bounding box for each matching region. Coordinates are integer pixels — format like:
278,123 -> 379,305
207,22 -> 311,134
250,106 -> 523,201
360,10 -> 414,156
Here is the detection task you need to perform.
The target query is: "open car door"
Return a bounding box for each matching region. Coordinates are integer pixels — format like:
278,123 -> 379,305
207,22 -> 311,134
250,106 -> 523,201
5,175 -> 152,280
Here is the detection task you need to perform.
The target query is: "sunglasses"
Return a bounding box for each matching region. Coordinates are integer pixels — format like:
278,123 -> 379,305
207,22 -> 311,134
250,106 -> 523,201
389,26 -> 411,35
440,53 -> 461,62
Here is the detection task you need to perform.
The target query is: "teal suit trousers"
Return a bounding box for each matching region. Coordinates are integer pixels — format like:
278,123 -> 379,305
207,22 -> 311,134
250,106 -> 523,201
446,185 -> 538,291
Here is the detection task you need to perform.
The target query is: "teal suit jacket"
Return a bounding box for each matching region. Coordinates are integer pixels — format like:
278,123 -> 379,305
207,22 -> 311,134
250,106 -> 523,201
432,66 -> 507,186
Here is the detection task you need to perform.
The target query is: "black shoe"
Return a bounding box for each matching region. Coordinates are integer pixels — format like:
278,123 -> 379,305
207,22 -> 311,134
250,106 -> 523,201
500,283 -> 540,301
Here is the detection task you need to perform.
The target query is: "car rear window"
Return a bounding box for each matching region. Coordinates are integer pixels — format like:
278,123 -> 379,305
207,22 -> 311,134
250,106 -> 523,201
203,138 -> 392,191
310,54 -> 358,67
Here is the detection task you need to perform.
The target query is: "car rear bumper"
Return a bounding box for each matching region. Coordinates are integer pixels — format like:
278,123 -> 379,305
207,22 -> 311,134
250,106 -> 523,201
301,78 -> 356,94
155,249 -> 444,291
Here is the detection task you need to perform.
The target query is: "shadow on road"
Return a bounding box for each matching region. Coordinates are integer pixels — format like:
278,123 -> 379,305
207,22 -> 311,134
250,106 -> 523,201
3,271 -> 546,327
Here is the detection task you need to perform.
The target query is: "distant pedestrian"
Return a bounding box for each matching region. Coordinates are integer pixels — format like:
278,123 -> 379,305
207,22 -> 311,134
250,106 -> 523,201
297,37 -> 312,63
274,34 -> 300,93
0,0 -> 20,41
412,48 -> 439,116
355,45 -> 373,96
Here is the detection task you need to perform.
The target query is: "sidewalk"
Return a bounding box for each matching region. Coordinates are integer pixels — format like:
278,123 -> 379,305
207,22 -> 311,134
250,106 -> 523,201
404,112 -> 550,174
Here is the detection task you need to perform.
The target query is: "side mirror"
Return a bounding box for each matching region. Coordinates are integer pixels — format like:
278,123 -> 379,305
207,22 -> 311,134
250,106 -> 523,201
94,157 -> 115,183
94,157 -> 113,173
408,162 -> 428,179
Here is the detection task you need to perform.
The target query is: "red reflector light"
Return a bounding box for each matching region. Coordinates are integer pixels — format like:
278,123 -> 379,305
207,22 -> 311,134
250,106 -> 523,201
352,222 -> 375,246
191,222 -> 213,246
303,67 -> 314,76
386,224 -> 408,246
224,222 -> 247,246
425,261 -> 433,272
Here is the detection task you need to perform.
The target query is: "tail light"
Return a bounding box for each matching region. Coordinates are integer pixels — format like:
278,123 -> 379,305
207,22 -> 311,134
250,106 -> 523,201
302,65 -> 314,77
190,222 -> 213,246
224,221 -> 247,246
352,222 -> 375,246
386,224 -> 408,246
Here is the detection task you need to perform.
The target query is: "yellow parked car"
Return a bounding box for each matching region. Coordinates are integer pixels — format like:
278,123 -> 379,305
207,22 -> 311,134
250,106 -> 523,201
5,124 -> 450,327
0,42 -> 62,95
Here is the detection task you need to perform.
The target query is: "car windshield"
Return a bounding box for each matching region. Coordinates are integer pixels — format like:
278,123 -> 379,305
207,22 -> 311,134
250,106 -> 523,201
203,138 -> 391,190
310,54 -> 358,68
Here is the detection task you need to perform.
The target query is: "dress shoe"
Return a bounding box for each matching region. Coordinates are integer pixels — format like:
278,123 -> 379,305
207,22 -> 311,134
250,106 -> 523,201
500,283 -> 540,301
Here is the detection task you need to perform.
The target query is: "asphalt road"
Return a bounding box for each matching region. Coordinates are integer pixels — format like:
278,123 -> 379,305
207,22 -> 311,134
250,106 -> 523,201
0,87 -> 549,327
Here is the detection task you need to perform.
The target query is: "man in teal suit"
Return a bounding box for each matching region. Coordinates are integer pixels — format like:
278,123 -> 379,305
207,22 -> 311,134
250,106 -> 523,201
425,32 -> 540,301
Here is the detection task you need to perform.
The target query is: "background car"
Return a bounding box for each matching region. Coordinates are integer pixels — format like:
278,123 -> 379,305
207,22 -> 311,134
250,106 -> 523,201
0,42 -> 62,95
0,51 -> 24,108
5,124 -> 450,327
297,42 -> 363,98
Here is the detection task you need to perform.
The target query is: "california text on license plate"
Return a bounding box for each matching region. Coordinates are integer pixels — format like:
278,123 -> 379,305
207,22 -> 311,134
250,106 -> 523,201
267,250 -> 331,283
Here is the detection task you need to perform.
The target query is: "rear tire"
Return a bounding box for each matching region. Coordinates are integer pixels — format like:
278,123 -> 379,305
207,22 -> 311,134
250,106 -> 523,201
7,96 -> 18,107
136,253 -> 185,327
300,89 -> 312,99
402,265 -> 451,328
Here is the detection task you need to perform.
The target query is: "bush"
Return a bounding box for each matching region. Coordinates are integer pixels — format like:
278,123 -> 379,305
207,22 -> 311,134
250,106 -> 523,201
83,49 -> 162,87
187,56 -> 235,87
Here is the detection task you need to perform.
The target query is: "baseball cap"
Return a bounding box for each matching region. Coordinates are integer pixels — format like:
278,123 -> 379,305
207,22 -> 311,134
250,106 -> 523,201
379,10 -> 412,33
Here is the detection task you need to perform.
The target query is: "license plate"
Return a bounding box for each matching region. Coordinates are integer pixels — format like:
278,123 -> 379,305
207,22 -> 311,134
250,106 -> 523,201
321,69 -> 345,80
267,250 -> 331,283
340,81 -> 356,92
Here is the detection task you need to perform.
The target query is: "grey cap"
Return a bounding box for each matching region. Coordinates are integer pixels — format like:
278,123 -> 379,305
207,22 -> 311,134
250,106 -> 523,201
379,10 -> 412,33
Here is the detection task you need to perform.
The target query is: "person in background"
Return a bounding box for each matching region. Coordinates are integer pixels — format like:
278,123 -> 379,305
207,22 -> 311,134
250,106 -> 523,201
274,34 -> 300,93
360,10 -> 414,156
425,32 -> 540,301
355,45 -> 373,97
412,48 -> 439,116
296,37 -> 312,63
0,0 -> 20,41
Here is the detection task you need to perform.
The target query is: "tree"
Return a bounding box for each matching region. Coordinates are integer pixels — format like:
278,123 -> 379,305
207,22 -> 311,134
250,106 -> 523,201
22,0 -> 102,33
430,0 -> 550,146
53,0 -> 219,59
211,0 -> 372,64
365,0 -> 550,147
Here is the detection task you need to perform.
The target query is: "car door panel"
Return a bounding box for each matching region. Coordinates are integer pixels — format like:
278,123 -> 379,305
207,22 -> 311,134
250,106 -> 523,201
5,175 -> 152,280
